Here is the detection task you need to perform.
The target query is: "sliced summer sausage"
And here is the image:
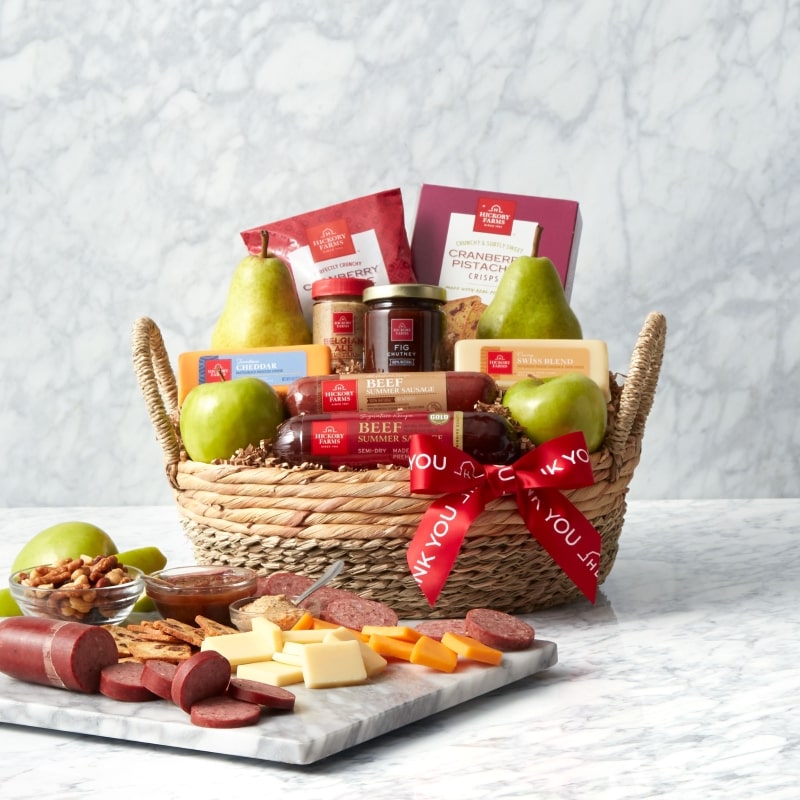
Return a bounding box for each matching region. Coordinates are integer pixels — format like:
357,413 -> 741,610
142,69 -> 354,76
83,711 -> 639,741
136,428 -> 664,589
227,677 -> 296,711
190,695 -> 262,729
322,597 -> 399,630
171,650 -> 231,713
414,618 -> 468,641
0,617 -> 119,693
465,608 -> 535,651
141,659 -> 178,700
99,661 -> 159,702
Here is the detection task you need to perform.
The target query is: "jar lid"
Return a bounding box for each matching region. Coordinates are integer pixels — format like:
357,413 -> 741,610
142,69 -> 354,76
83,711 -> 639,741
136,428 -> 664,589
362,283 -> 447,304
311,278 -> 374,299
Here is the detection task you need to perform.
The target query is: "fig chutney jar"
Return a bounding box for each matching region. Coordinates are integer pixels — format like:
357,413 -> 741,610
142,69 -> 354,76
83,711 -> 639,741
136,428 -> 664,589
362,283 -> 447,372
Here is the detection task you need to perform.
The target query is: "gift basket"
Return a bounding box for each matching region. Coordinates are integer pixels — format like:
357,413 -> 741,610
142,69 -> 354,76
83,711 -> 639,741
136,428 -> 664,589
132,311 -> 666,619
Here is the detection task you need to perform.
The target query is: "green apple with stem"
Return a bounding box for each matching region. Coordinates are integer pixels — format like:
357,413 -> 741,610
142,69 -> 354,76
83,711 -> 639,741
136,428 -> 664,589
179,376 -> 286,463
502,373 -> 607,453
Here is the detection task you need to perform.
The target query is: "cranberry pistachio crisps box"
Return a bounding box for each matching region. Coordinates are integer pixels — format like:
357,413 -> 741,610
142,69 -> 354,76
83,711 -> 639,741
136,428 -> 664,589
410,184 -> 582,304
241,188 -> 416,325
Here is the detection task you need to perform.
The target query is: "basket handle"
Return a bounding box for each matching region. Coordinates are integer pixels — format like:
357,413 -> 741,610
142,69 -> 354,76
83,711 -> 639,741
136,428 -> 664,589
607,311 -> 667,458
131,317 -> 182,487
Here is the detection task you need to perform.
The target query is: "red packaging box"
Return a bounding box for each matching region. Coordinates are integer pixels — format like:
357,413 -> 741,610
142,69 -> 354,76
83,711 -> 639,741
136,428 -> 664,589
410,184 -> 582,302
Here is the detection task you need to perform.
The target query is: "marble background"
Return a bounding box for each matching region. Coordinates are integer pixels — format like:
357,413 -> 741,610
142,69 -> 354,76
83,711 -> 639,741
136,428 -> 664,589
1,0 -> 798,507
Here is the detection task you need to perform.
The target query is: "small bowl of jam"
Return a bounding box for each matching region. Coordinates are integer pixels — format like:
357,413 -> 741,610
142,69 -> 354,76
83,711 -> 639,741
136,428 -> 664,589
143,565 -> 258,626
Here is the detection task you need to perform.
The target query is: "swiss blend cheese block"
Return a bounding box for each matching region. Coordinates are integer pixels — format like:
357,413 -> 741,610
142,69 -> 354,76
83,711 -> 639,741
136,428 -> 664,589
454,337 -> 610,399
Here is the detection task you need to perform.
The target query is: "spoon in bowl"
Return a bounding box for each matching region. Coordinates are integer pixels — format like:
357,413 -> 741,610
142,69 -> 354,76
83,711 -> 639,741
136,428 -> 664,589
293,559 -> 345,605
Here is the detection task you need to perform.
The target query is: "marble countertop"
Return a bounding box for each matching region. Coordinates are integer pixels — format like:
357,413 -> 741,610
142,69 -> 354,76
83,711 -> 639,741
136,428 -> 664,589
1,500 -> 798,798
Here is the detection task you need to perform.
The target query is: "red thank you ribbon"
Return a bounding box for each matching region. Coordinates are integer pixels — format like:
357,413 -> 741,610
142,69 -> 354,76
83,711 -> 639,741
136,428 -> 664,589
406,431 -> 601,607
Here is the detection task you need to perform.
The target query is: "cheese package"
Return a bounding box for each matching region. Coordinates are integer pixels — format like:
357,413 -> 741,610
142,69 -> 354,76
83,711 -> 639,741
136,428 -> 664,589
454,338 -> 610,399
177,344 -> 332,404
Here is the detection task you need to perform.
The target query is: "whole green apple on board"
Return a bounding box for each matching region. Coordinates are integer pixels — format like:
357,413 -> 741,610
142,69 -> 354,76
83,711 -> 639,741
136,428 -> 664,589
1,523 -> 168,617
179,376 -> 286,463
502,373 -> 608,453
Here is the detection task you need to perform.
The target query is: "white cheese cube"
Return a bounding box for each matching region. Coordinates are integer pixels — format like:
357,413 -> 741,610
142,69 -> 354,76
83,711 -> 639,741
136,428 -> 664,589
324,627 -> 388,678
200,629 -> 276,667
301,639 -> 368,689
236,659 -> 303,687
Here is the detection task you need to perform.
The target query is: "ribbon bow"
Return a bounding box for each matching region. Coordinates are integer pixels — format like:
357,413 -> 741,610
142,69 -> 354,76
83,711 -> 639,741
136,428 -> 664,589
406,431 -> 601,607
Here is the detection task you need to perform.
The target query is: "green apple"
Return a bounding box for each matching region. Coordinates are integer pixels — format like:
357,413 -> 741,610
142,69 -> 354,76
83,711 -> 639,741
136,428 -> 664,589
0,587 -> 22,616
11,521 -> 118,573
179,376 -> 286,463
115,546 -> 167,575
502,373 -> 607,453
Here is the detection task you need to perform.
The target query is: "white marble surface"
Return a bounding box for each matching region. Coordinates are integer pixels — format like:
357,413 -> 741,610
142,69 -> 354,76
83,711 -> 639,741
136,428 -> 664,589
1,1 -> 799,507
1,500 -> 799,797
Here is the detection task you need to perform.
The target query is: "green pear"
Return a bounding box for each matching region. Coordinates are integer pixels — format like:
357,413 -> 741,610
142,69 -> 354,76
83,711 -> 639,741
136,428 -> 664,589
502,373 -> 607,452
477,247 -> 583,340
211,230 -> 312,348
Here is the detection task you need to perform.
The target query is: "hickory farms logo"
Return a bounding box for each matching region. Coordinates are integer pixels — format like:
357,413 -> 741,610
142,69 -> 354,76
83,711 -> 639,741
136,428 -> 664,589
201,358 -> 232,382
473,197 -> 516,236
307,218 -> 356,262
310,420 -> 349,455
484,349 -> 514,375
332,311 -> 354,334
390,318 -> 414,342
320,379 -> 359,412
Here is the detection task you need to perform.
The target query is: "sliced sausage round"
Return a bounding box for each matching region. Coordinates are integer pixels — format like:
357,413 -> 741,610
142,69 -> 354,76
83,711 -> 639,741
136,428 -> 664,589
141,659 -> 178,701
465,608 -> 535,651
99,662 -> 158,702
190,695 -> 262,728
171,650 -> 231,713
414,618 -> 468,641
227,677 -> 296,711
322,597 -> 398,630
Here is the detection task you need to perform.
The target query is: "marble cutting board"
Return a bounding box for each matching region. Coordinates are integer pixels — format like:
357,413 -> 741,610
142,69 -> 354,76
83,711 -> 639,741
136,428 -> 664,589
0,638 -> 557,764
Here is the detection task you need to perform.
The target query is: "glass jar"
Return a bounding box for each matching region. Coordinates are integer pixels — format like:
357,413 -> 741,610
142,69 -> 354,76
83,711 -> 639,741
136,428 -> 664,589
362,283 -> 447,372
311,278 -> 373,372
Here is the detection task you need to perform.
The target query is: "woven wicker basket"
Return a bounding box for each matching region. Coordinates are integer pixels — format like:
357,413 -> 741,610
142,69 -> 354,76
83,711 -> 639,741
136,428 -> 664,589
132,312 -> 666,618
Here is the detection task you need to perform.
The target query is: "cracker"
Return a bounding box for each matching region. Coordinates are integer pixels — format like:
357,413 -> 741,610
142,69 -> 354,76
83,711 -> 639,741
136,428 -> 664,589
195,615 -> 238,637
442,295 -> 487,370
127,641 -> 194,662
151,618 -> 205,647
124,622 -> 184,644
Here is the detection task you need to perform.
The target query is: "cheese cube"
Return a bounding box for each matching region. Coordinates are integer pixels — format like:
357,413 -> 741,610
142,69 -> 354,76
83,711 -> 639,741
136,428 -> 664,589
200,629 -> 277,667
272,649 -> 303,666
236,660 -> 304,687
301,639 -> 368,689
325,627 -> 388,678
251,616 -> 284,651
282,628 -> 331,644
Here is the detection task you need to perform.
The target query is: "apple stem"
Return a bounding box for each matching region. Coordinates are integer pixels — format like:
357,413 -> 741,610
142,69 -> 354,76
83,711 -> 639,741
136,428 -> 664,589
259,229 -> 270,258
532,225 -> 542,257
213,364 -> 226,381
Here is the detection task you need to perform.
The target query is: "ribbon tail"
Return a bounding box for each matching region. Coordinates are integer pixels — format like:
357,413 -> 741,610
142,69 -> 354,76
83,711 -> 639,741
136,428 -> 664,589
521,487 -> 601,603
406,489 -> 483,607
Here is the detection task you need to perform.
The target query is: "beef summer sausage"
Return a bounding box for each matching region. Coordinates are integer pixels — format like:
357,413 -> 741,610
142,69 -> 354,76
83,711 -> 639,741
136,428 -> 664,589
285,372 -> 499,416
414,618 -> 468,642
323,597 -> 399,631
190,695 -> 262,729
465,608 -> 535,651
272,410 -> 520,469
99,661 -> 158,702
0,617 -> 119,693
227,677 -> 296,711
171,649 -> 231,713
141,659 -> 178,700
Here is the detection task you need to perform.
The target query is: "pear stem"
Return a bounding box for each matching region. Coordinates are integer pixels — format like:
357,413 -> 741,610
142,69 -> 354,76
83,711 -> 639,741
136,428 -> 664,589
213,364 -> 226,381
532,225 -> 542,257
259,229 -> 270,258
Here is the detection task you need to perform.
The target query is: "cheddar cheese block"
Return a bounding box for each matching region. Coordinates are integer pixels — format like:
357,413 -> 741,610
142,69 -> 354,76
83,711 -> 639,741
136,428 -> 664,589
177,345 -> 332,404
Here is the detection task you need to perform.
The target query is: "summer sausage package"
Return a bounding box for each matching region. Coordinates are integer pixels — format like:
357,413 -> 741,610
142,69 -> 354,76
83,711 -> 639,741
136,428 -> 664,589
241,188 -> 416,325
410,183 -> 582,304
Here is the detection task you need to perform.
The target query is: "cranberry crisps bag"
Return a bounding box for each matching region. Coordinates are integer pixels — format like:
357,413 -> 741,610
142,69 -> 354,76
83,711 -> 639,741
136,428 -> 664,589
410,184 -> 582,304
241,188 -> 416,324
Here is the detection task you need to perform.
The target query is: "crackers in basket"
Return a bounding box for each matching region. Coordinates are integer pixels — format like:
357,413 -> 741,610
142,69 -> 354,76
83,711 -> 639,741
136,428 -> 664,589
442,295 -> 486,370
